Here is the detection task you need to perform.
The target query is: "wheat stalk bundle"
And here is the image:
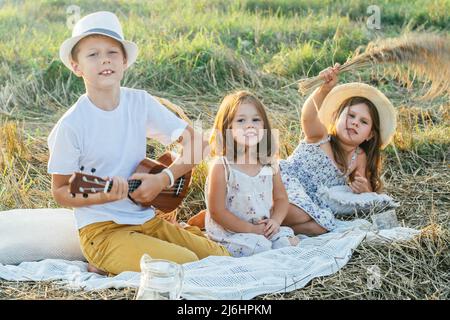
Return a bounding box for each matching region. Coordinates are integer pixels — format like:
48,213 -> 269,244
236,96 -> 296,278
298,33 -> 450,99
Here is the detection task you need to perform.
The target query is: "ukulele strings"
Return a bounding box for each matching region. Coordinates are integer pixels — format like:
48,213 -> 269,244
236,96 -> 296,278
128,179 -> 185,194
80,176 -> 186,194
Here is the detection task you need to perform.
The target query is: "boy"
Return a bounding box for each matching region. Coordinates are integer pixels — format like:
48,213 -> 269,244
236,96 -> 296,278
48,11 -> 229,276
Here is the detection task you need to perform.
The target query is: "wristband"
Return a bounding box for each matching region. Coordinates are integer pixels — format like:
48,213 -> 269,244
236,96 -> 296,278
162,168 -> 175,188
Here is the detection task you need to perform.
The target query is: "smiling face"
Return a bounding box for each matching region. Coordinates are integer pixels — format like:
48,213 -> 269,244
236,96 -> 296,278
231,102 -> 265,148
70,35 -> 127,90
210,91 -> 275,164
335,102 -> 374,146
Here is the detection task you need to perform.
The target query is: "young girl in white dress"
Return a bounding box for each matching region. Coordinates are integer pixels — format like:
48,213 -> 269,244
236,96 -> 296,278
205,91 -> 299,257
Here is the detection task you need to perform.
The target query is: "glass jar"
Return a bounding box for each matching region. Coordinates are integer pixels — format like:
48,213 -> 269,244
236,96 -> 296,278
135,254 -> 184,300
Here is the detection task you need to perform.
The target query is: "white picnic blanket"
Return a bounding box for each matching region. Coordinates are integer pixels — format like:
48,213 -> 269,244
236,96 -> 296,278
0,219 -> 419,300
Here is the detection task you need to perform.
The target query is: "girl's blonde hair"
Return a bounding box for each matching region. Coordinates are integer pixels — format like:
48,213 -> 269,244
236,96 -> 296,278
209,90 -> 276,165
329,97 -> 383,192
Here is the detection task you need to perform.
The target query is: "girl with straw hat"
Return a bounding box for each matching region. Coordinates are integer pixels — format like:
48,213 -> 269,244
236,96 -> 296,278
280,64 -> 397,235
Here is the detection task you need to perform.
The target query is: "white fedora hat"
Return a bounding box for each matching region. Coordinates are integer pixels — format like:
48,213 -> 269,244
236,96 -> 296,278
318,82 -> 397,149
59,11 -> 138,71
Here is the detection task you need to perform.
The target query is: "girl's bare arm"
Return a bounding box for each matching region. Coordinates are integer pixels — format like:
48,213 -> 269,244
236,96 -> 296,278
301,64 -> 340,143
270,169 -> 289,224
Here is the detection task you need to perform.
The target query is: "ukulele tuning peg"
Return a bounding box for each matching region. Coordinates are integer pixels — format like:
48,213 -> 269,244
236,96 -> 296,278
70,193 -> 76,198
91,168 -> 96,173
80,166 -> 85,172
83,193 -> 89,198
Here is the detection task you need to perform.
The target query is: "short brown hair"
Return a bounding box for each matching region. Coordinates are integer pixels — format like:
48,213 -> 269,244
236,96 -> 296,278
70,34 -> 126,62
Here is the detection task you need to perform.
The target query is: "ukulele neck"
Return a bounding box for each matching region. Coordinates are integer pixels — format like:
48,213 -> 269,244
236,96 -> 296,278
106,179 -> 142,193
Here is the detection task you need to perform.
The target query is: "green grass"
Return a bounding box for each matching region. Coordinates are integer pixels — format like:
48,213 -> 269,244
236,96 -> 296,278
0,0 -> 449,300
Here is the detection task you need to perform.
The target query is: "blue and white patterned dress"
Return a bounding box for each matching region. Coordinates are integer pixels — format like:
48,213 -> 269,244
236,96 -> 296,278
279,136 -> 357,231
205,157 -> 296,257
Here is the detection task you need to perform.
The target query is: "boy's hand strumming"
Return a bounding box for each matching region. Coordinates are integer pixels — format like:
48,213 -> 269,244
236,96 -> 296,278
128,172 -> 167,204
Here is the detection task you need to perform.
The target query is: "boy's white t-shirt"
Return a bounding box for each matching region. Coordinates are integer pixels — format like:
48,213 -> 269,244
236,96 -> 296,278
47,87 -> 188,229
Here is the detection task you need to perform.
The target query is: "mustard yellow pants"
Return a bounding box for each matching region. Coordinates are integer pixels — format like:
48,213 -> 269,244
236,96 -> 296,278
79,216 -> 230,276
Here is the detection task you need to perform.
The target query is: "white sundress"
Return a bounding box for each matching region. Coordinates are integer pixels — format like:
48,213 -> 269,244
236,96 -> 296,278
205,157 -> 296,257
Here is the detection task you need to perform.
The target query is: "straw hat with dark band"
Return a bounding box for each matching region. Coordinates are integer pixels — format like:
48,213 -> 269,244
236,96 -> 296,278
318,82 -> 397,149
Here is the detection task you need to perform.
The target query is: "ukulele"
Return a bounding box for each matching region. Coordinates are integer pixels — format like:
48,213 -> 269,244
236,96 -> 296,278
69,152 -> 192,213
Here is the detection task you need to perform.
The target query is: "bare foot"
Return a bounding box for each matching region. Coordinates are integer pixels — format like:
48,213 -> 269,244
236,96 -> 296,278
289,236 -> 300,246
87,263 -> 108,276
187,209 -> 206,230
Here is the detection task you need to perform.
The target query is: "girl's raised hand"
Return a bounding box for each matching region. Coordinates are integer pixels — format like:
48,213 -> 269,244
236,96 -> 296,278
350,172 -> 371,194
319,63 -> 340,92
